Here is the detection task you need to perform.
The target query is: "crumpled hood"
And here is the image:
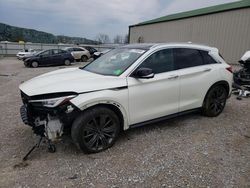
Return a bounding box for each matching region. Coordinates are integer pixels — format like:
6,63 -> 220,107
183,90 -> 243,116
19,67 -> 127,96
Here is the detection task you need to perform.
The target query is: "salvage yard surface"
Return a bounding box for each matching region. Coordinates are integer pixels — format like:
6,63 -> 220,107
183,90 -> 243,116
0,57 -> 249,188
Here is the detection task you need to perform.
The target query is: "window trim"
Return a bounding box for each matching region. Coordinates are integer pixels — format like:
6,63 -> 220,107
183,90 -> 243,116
129,47 -> 177,77
173,48 -> 207,70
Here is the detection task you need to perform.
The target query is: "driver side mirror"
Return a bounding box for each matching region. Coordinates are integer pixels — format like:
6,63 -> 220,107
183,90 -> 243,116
134,67 -> 154,79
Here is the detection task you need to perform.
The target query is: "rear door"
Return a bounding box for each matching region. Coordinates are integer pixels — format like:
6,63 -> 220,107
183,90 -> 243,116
127,48 -> 180,125
74,48 -> 85,59
51,49 -> 63,65
174,48 -> 220,112
39,50 -> 51,65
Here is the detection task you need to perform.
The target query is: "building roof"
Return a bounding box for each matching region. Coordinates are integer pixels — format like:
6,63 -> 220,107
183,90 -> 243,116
130,0 -> 250,27
121,42 -> 218,51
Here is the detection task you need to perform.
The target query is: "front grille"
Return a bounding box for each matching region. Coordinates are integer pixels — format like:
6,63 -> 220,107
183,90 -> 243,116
21,90 -> 30,104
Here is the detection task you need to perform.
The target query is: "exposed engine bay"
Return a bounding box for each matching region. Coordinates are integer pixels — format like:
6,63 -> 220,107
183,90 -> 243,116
233,51 -> 250,99
20,91 -> 80,160
34,115 -> 63,141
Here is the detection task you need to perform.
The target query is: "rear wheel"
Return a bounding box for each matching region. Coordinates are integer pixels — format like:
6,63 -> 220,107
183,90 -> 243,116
202,85 -> 227,117
64,59 -> 71,66
71,107 -> 120,153
31,61 -> 38,68
81,55 -> 88,62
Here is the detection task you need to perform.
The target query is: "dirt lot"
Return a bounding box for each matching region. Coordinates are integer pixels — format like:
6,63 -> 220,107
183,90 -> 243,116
0,57 -> 249,188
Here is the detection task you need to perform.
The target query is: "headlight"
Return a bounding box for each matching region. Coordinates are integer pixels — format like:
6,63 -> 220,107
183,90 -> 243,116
29,95 -> 77,108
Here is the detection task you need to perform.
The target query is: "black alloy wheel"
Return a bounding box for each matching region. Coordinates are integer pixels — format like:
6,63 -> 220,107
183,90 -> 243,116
81,55 -> 88,62
71,107 -> 120,153
203,85 -> 227,117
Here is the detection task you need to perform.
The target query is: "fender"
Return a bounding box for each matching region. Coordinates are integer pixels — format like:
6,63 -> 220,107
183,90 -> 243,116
75,100 -> 129,130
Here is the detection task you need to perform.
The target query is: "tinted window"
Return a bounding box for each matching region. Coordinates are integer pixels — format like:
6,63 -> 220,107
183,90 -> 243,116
174,48 -> 203,69
66,48 -> 73,52
58,49 -> 66,54
200,50 -> 218,64
40,50 -> 50,56
52,49 -> 59,54
74,48 -> 84,51
138,49 -> 174,74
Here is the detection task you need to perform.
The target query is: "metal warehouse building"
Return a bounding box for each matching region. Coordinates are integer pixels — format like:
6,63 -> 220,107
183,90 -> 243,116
129,0 -> 250,64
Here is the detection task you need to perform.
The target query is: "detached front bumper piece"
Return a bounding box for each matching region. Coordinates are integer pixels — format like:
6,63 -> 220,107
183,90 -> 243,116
20,105 -> 30,125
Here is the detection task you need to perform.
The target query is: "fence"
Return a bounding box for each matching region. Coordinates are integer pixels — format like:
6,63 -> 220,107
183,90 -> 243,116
0,42 -> 122,56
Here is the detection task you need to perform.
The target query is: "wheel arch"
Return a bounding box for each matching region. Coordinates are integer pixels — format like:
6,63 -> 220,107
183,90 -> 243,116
78,100 -> 128,130
203,80 -> 230,105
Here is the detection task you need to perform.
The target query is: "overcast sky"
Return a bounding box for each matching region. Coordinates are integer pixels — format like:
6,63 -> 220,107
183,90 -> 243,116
0,0 -> 239,40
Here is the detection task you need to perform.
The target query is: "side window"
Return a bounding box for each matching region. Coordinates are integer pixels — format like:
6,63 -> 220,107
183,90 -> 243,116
138,49 -> 174,74
200,50 -> 218,64
67,48 -> 73,52
40,50 -> 50,56
74,48 -> 84,51
174,48 -> 203,69
58,49 -> 65,54
52,49 -> 59,54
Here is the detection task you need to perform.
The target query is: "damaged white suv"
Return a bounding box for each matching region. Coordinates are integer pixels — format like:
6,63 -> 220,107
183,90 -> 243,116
20,43 -> 233,153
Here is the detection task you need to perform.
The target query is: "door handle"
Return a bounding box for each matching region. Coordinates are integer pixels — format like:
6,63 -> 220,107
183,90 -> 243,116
168,75 -> 179,79
203,68 -> 212,72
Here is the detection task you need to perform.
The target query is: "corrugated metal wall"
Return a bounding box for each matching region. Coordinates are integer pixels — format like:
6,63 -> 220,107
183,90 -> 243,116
129,8 -> 250,64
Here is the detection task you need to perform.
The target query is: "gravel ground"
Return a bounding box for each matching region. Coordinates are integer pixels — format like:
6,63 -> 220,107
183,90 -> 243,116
0,57 -> 249,188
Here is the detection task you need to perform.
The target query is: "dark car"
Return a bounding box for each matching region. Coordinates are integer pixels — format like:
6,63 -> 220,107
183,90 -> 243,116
93,49 -> 111,60
84,46 -> 98,56
24,49 -> 75,68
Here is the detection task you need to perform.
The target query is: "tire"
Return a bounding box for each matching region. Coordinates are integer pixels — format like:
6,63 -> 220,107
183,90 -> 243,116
202,85 -> 227,117
81,55 -> 88,62
31,61 -> 38,68
64,59 -> 71,66
24,62 -> 29,67
71,107 -> 120,153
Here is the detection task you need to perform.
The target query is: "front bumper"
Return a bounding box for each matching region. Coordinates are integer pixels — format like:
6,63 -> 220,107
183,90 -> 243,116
19,91 -> 80,135
20,105 -> 30,125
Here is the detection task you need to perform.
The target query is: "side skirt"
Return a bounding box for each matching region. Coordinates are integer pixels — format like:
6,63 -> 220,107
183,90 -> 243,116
129,108 -> 201,129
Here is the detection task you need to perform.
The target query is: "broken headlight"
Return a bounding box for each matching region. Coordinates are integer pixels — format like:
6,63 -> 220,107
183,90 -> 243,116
29,95 -> 77,108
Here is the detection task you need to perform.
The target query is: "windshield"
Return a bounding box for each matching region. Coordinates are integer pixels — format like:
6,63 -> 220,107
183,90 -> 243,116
33,50 -> 45,56
83,48 -> 146,76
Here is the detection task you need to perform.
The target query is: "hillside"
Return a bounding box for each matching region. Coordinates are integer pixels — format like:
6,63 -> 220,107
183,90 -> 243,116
0,23 -> 98,44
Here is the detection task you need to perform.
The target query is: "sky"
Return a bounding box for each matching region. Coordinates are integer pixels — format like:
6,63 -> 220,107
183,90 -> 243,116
0,0 -> 239,40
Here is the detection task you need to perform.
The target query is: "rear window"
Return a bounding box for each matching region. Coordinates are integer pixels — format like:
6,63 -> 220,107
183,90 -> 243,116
174,48 -> 203,69
74,48 -> 84,51
200,51 -> 218,64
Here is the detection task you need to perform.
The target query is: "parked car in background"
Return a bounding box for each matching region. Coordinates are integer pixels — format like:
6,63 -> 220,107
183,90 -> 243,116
84,46 -> 98,57
64,47 -> 91,62
93,49 -> 111,60
23,49 -> 74,67
19,43 -> 232,154
17,49 -> 36,60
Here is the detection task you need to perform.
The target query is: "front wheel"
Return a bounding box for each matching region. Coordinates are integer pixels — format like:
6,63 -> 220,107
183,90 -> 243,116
202,85 -> 227,117
31,61 -> 38,68
71,107 -> 120,153
64,59 -> 71,66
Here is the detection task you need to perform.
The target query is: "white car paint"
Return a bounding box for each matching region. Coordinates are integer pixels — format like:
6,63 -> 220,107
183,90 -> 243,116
16,49 -> 36,59
19,43 -> 233,130
20,67 -> 127,96
240,50 -> 250,61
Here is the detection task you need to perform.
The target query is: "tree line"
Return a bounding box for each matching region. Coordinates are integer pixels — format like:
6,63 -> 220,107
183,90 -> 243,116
96,33 -> 128,44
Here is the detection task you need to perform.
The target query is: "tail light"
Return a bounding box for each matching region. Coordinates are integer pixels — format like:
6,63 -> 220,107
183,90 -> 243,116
226,66 -> 233,73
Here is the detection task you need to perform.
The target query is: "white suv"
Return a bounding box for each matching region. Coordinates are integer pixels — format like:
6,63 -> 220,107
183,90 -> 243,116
64,47 -> 91,62
19,43 -> 233,153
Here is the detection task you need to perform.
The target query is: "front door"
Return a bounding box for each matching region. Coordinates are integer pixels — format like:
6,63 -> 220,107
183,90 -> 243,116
127,48 -> 180,125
